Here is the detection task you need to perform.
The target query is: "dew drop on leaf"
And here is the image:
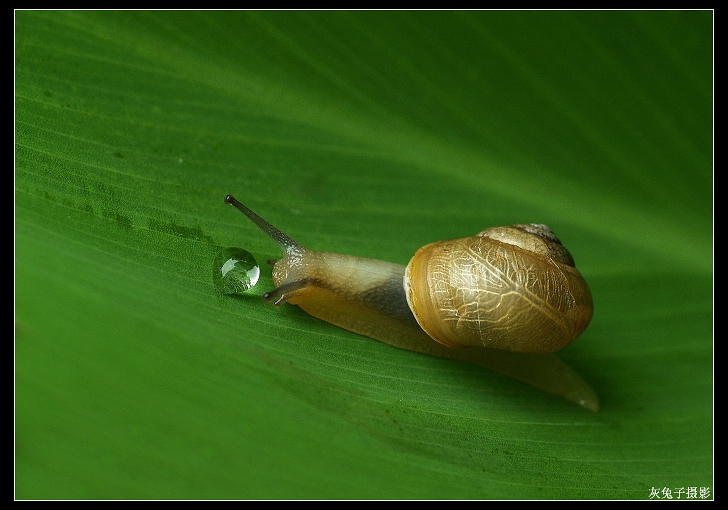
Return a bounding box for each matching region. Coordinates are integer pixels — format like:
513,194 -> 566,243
213,247 -> 260,295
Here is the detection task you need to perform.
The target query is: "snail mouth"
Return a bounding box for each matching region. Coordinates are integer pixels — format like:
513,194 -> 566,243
263,278 -> 316,306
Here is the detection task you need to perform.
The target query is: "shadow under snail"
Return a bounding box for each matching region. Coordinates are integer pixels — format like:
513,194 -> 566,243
224,194 -> 598,411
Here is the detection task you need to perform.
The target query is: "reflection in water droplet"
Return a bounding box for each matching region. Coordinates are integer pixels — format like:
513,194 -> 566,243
213,247 -> 260,295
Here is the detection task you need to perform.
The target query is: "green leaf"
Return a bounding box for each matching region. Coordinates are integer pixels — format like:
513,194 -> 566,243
15,10 -> 712,499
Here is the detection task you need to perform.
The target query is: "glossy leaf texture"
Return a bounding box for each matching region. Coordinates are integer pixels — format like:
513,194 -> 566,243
15,11 -> 712,499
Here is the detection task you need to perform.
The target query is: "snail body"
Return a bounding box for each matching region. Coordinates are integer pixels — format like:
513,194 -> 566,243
224,195 -> 597,410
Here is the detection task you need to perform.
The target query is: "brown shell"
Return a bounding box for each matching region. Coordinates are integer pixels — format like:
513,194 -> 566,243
404,230 -> 593,354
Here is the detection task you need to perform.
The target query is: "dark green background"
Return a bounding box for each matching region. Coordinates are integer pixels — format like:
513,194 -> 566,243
15,11 -> 712,499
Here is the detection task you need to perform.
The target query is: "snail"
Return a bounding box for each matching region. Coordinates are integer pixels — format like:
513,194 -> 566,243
224,194 -> 598,411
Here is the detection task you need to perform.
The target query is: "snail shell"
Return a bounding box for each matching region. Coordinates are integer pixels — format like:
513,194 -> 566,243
405,225 -> 593,353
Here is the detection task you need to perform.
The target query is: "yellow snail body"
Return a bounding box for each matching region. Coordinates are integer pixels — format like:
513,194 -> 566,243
224,195 -> 597,411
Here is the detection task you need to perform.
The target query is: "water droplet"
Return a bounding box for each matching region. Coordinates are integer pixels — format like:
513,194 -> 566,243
213,247 -> 260,295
